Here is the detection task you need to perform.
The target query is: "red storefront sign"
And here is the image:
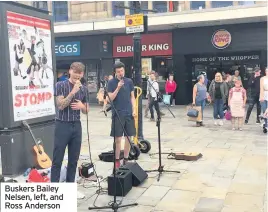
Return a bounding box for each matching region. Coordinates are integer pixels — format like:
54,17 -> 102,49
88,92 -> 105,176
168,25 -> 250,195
113,32 -> 172,58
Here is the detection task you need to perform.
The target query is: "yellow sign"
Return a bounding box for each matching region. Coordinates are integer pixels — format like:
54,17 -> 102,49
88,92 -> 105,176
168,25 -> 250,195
125,14 -> 144,27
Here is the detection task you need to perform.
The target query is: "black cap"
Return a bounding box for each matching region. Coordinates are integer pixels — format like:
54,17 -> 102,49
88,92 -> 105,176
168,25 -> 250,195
114,61 -> 125,70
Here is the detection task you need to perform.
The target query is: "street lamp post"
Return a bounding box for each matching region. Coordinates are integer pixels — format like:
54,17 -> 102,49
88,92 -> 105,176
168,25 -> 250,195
132,1 -> 144,140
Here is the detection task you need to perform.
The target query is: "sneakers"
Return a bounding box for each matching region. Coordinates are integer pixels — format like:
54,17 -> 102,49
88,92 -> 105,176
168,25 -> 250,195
150,118 -> 155,122
256,120 -> 261,124
214,119 -> 223,126
245,120 -> 248,124
77,191 -> 85,199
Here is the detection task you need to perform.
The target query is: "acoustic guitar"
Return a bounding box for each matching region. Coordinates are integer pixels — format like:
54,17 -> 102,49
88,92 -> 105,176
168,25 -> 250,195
152,152 -> 203,161
22,121 -> 52,169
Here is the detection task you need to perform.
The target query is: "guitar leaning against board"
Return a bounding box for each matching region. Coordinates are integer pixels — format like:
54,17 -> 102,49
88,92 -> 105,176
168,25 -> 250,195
22,121 -> 52,169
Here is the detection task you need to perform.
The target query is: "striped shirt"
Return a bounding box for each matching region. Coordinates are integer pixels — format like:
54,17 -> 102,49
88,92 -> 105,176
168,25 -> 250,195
54,80 -> 88,122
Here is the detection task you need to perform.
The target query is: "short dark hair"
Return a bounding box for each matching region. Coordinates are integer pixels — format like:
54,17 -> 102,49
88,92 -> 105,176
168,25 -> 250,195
70,62 -> 85,73
114,61 -> 125,70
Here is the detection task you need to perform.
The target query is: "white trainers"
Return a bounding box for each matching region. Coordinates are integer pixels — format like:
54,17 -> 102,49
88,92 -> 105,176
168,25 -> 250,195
77,191 -> 85,199
219,120 -> 223,126
214,120 -> 218,126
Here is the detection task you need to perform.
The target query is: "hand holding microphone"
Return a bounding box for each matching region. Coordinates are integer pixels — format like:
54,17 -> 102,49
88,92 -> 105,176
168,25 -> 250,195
117,79 -> 124,89
71,80 -> 82,95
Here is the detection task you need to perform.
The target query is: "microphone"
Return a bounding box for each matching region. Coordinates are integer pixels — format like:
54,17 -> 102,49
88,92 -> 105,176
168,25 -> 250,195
120,77 -> 125,89
100,80 -> 106,86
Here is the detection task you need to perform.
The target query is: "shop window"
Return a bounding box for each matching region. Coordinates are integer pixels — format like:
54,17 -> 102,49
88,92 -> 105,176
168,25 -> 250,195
53,1 -> 68,22
169,1 -> 179,12
112,1 -> 125,17
32,1 -> 48,11
238,1 -> 255,5
211,1 -> 233,8
153,1 -> 167,13
190,1 -> 206,10
129,1 -> 148,14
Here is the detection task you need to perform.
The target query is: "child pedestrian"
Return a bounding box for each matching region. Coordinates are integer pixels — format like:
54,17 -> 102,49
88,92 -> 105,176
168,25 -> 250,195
228,80 -> 247,130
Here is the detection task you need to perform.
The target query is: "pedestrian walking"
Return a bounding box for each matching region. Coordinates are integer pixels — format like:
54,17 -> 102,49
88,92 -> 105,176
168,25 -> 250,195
245,68 -> 261,124
260,67 -> 268,129
165,74 -> 177,106
192,75 -> 208,127
228,80 -> 247,131
209,72 -> 228,126
148,71 -> 161,122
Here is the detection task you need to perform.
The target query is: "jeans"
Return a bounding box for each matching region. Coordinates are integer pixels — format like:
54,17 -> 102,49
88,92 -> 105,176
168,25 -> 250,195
149,97 -> 160,119
196,99 -> 206,122
261,100 -> 268,127
167,92 -> 174,105
51,120 -> 82,182
246,95 -> 261,121
213,99 -> 224,119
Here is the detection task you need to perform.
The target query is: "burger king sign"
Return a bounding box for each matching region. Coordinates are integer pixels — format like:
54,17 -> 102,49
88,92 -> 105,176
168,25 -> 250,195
212,29 -> 231,49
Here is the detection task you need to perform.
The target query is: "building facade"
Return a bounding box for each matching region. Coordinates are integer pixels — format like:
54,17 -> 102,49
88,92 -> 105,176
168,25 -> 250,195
20,1 -> 266,23
18,1 -> 268,104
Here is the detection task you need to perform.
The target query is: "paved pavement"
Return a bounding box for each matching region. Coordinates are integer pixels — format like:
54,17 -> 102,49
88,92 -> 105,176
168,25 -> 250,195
77,104 -> 267,212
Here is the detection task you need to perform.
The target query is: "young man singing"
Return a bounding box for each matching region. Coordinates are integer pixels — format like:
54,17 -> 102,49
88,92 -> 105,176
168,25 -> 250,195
51,62 -> 89,182
107,62 -> 136,169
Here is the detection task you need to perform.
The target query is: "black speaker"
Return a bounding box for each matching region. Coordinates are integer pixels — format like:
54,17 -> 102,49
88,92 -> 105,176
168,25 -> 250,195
119,162 -> 148,186
108,169 -> 132,197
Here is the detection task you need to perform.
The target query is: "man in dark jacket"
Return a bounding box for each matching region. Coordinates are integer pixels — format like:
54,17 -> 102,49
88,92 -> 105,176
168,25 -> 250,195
245,68 -> 261,124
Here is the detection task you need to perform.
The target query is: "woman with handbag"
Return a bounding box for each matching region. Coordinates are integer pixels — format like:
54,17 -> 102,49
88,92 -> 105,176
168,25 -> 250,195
192,75 -> 208,127
165,74 -> 177,106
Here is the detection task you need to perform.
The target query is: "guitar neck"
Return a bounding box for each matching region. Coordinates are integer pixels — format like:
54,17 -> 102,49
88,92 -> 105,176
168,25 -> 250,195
25,123 -> 42,152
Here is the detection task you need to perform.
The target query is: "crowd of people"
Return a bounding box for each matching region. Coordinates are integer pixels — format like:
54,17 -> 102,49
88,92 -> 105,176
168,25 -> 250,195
52,61 -> 268,184
192,67 -> 268,131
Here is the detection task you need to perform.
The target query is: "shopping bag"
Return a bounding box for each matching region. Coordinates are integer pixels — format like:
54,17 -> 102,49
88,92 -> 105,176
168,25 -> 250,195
163,94 -> 171,105
225,110 -> 231,120
187,106 -> 202,122
187,107 -> 199,117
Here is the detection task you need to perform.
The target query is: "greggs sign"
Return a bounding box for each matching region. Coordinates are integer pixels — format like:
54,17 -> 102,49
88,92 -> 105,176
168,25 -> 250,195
113,33 -> 172,57
212,29 -> 231,49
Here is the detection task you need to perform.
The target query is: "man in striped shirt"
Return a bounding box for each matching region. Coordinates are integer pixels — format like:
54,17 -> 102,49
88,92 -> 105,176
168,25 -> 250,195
51,62 -> 89,182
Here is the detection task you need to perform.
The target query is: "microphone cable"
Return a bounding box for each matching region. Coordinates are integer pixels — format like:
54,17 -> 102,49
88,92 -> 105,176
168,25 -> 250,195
82,67 -> 107,207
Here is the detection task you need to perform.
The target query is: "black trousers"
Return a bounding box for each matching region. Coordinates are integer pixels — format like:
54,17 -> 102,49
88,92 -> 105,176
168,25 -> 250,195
51,120 -> 82,182
246,95 -> 261,121
149,97 -> 160,119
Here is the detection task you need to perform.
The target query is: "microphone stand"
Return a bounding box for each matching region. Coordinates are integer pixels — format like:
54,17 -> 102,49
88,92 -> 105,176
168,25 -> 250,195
88,82 -> 138,212
145,79 -> 180,182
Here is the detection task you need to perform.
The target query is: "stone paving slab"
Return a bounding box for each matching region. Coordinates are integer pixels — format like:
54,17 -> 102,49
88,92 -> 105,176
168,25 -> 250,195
76,105 -> 267,212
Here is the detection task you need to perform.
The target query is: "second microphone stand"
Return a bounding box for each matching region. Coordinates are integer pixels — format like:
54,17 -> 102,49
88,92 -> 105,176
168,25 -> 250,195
88,82 -> 138,212
145,79 -> 180,181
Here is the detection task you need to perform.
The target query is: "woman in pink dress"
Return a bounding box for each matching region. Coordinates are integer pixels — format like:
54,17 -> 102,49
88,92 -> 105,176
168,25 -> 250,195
228,80 -> 247,130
